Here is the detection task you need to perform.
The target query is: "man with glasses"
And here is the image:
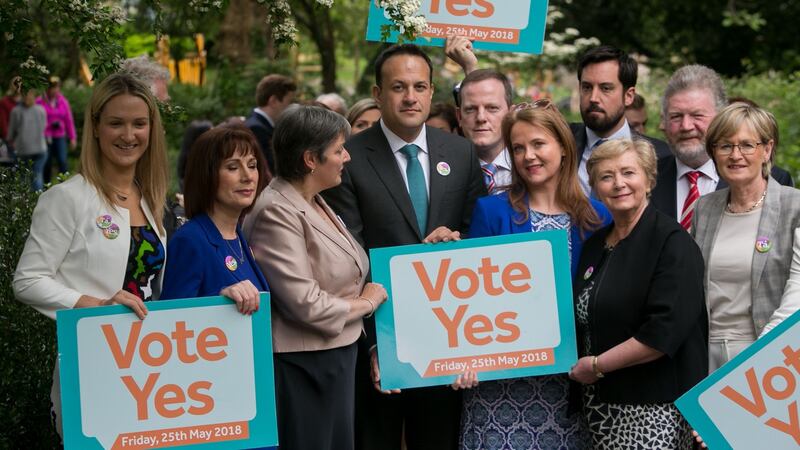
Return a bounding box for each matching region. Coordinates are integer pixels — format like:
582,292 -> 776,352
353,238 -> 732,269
650,64 -> 793,228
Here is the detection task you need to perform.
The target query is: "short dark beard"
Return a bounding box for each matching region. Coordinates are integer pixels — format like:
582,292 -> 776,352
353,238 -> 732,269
581,104 -> 625,136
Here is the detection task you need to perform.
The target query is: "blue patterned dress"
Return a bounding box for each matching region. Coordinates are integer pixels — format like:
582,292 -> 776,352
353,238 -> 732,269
460,211 -> 590,450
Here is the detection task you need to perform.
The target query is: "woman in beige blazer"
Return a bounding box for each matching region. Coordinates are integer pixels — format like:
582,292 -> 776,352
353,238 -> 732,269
243,105 -> 387,450
692,103 -> 800,374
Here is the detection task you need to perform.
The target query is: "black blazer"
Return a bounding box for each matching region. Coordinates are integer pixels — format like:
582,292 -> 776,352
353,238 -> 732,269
245,111 -> 276,174
651,155 -> 795,219
570,122 -> 673,162
573,205 -> 708,404
322,122 -> 486,345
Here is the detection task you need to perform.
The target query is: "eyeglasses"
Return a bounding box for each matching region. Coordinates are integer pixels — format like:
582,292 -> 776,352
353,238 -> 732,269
511,98 -> 556,112
712,141 -> 765,155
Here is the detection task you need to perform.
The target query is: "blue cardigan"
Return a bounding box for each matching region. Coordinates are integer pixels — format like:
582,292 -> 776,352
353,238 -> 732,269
161,214 -> 269,300
468,192 -> 612,277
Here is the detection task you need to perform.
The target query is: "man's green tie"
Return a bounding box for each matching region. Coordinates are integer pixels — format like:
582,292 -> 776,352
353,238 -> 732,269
400,144 -> 428,234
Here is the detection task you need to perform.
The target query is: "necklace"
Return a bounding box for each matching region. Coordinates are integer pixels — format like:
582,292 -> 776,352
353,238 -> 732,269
726,190 -> 766,214
225,235 -> 245,264
112,180 -> 139,202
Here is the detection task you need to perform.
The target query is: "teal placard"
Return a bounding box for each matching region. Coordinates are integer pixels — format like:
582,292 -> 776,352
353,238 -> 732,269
676,309 -> 800,449
366,0 -> 549,54
56,295 -> 278,450
370,230 -> 577,390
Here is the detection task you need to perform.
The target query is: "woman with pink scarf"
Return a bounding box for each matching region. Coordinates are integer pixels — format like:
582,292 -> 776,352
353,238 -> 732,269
37,76 -> 76,183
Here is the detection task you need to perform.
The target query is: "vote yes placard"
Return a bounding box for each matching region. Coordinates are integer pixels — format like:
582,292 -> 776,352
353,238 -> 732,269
57,295 -> 278,450
371,231 -> 577,389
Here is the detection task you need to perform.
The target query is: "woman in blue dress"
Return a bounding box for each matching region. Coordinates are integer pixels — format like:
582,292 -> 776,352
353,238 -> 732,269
457,100 -> 610,450
161,124 -> 269,308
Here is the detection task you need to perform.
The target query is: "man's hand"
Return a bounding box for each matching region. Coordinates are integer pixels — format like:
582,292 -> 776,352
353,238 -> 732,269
445,35 -> 478,75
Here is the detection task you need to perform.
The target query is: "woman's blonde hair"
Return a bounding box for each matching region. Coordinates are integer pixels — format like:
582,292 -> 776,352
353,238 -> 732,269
705,102 -> 777,179
503,101 -> 601,233
79,72 -> 168,233
587,139 -> 657,194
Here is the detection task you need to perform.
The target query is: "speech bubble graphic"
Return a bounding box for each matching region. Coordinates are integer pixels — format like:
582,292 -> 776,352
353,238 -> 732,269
389,240 -> 561,378
75,305 -> 255,449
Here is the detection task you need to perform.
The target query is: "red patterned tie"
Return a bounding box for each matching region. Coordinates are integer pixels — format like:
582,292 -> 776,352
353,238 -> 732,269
680,171 -> 701,231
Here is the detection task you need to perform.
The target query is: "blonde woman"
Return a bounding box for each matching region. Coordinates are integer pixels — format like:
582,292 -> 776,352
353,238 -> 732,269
13,72 -> 168,437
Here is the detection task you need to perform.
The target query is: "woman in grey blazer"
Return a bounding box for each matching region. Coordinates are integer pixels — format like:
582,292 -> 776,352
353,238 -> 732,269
692,103 -> 800,373
242,106 -> 388,450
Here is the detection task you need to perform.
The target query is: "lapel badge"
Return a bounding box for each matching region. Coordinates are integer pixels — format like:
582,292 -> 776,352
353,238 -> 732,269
755,236 -> 772,253
102,223 -> 120,240
96,214 -> 113,230
436,161 -> 451,176
225,255 -> 238,271
583,266 -> 594,280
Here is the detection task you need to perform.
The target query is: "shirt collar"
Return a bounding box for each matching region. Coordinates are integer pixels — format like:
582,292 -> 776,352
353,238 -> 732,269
585,120 -> 632,150
482,148 -> 512,171
253,108 -> 274,127
380,119 -> 428,155
676,157 -> 719,182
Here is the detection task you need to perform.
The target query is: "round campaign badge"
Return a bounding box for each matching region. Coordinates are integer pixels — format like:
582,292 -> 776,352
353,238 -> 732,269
583,266 -> 594,280
225,255 -> 238,271
755,236 -> 771,253
436,161 -> 451,176
95,214 -> 113,229
103,223 -> 120,240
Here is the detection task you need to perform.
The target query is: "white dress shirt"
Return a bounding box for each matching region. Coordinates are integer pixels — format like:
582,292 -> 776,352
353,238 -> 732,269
578,121 -> 632,195
481,149 -> 513,193
675,158 -> 719,213
381,119 -> 430,195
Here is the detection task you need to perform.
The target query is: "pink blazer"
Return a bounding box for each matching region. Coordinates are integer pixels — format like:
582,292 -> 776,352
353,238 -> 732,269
242,177 -> 368,353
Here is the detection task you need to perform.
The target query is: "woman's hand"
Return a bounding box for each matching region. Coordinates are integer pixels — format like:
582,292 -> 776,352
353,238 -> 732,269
370,347 -> 401,395
361,282 -> 388,308
451,370 -> 479,390
568,356 -> 599,385
423,226 -> 461,243
103,290 -> 148,320
692,430 -> 707,448
220,280 -> 260,315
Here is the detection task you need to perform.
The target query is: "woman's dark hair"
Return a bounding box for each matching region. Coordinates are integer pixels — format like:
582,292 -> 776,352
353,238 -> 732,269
177,120 -> 213,189
272,105 -> 351,181
183,123 -> 269,218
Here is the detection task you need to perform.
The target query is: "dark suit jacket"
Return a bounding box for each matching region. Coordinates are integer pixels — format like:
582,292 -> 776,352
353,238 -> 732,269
161,213 -> 269,300
651,155 -> 795,219
570,122 -> 672,162
245,111 -> 276,174
323,122 -> 486,250
322,122 -> 486,345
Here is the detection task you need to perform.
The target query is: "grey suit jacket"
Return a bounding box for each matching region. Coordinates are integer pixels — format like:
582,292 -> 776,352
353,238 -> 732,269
243,177 -> 369,353
692,176 -> 800,335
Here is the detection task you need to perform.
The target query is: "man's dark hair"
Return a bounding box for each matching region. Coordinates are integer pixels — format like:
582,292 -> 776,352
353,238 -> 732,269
255,74 -> 297,107
459,69 -> 514,107
577,45 -> 638,91
374,44 -> 433,88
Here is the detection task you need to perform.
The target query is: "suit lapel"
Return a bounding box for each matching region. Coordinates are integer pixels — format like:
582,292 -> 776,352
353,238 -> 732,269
655,157 -> 678,219
363,127 -> 423,239
426,129 -> 450,236
751,177 -> 780,296
697,191 -> 727,266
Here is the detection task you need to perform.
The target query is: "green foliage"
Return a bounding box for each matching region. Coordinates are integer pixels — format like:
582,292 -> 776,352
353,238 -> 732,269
123,33 -> 158,58
0,166 -> 60,448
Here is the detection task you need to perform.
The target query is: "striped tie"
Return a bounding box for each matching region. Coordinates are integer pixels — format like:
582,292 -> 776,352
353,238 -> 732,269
482,163 -> 497,194
680,171 -> 701,231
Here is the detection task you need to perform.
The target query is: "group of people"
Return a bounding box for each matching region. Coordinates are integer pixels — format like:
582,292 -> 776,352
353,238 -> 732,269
10,38 -> 800,450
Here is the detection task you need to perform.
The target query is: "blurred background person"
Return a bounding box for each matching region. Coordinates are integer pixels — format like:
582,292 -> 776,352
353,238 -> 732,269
571,139 -> 707,449
7,86 -> 47,190
37,76 -> 77,184
13,72 -> 168,439
177,119 -> 213,192
243,105 -> 387,450
1,76 -> 22,142
161,124 -> 269,310
246,74 -> 297,174
316,92 -> 348,116
456,101 -> 609,450
625,93 -> 648,135
693,103 -> 800,373
347,98 -> 380,135
120,55 -> 171,102
426,102 -> 459,134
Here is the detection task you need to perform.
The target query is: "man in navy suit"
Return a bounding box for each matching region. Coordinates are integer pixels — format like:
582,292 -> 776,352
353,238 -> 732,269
244,74 -> 296,174
651,64 -> 793,221
572,45 -> 672,195
323,44 -> 485,450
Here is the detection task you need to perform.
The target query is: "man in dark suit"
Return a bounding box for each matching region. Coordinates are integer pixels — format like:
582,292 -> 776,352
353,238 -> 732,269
572,45 -> 671,195
323,43 -> 486,450
244,74 -> 296,174
651,64 -> 793,225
